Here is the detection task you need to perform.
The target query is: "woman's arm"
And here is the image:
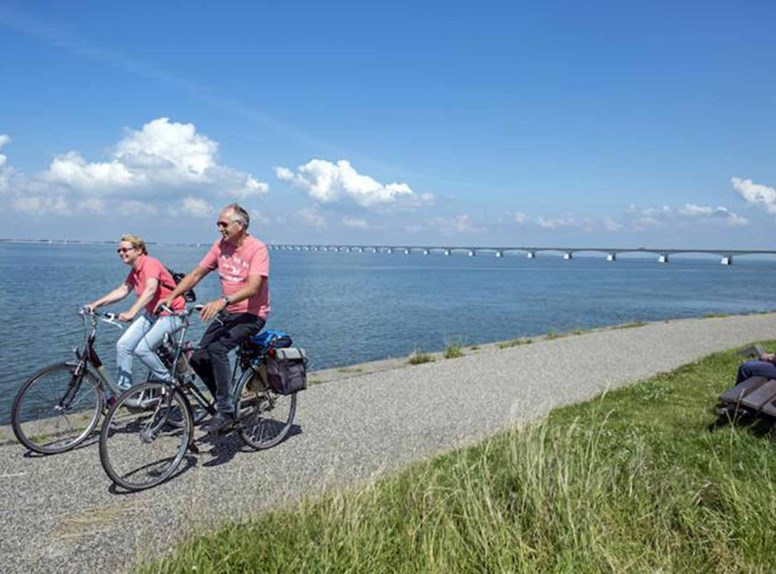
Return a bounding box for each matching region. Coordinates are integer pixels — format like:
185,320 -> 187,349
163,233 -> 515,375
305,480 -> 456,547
87,283 -> 131,310
119,278 -> 159,322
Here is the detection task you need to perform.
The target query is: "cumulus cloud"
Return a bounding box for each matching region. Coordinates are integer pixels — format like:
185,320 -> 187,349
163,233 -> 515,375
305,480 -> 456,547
180,196 -> 213,217
627,203 -> 748,229
0,134 -> 14,190
536,215 -> 578,229
275,159 -> 433,209
1,118 -> 269,216
513,211 -> 528,225
298,206 -> 327,229
732,177 -> 776,214
343,216 -> 369,229
407,214 -> 486,235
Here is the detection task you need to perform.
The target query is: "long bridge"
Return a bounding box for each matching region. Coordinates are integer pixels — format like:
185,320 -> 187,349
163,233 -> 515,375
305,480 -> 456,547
268,245 -> 776,265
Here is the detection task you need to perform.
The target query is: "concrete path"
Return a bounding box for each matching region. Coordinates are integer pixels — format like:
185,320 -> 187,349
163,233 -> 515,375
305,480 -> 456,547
1,313 -> 774,573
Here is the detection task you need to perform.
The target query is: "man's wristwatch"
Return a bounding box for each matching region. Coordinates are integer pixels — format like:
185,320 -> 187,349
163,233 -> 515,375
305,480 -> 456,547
221,296 -> 230,308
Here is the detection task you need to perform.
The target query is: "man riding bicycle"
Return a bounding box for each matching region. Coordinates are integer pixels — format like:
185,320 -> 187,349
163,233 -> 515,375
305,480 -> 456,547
158,203 -> 270,434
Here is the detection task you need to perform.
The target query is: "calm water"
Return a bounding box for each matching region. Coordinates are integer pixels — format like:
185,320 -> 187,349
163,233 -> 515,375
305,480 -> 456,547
2,242 -> 776,424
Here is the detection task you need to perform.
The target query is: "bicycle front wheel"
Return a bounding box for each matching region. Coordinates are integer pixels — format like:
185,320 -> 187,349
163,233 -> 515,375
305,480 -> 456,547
235,368 -> 297,450
11,362 -> 103,454
99,382 -> 192,491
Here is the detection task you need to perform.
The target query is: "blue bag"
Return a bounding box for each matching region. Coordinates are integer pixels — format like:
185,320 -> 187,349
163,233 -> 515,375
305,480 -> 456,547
249,329 -> 293,352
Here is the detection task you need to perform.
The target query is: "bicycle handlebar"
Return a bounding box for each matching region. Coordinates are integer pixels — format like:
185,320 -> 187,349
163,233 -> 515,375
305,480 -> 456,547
78,307 -> 125,329
158,304 -> 205,317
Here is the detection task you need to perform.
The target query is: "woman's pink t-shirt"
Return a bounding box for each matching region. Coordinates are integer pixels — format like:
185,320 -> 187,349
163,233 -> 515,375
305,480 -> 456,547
125,255 -> 186,315
198,236 -> 271,319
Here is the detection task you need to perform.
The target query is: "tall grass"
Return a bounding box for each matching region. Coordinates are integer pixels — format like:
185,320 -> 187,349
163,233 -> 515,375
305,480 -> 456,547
141,344 -> 776,573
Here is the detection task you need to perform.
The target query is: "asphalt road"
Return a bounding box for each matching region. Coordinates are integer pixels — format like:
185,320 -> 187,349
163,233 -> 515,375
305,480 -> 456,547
1,314 -> 773,573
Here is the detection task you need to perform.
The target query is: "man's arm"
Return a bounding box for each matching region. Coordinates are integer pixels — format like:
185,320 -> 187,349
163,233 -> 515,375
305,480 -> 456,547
199,275 -> 263,321
154,266 -> 209,313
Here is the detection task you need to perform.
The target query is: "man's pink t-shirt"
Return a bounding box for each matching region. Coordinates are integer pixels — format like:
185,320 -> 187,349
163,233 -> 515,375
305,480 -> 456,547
125,255 -> 186,315
198,236 -> 271,319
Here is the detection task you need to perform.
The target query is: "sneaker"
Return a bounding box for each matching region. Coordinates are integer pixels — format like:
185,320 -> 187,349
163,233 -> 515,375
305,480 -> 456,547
202,413 -> 235,434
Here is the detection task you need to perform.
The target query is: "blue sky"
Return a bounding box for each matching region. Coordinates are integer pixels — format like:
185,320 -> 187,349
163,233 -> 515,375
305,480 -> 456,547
1,0 -> 775,248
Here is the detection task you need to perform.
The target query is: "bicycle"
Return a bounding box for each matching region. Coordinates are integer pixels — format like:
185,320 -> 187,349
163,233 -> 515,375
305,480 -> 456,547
98,306 -> 298,491
11,309 -> 128,454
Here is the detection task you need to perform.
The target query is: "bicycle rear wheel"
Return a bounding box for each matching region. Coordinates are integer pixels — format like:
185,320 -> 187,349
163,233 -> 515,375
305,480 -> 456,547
12,362 -> 103,454
234,368 -> 297,450
99,382 -> 192,491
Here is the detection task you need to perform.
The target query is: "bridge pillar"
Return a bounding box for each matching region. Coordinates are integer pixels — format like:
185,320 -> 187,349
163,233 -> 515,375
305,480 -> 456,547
607,253 -> 617,262
658,253 -> 669,263
403,248 -> 410,255
563,252 -> 573,260
721,255 -> 733,266
495,251 -> 503,258
444,249 -> 451,256
422,249 -> 429,255
526,251 -> 535,259
467,250 -> 475,257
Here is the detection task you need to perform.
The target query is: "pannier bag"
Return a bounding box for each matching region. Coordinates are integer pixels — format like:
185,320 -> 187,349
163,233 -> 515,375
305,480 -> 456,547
266,347 -> 307,395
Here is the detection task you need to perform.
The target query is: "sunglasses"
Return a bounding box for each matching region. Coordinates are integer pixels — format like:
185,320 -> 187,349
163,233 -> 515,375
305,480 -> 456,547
216,220 -> 234,228
116,247 -> 135,254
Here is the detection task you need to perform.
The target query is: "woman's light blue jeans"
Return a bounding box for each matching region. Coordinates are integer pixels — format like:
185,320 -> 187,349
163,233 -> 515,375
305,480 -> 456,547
116,313 -> 183,389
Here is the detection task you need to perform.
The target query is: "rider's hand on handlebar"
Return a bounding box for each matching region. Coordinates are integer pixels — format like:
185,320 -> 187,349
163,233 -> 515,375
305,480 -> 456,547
199,299 -> 227,322
153,296 -> 174,315
118,311 -> 135,323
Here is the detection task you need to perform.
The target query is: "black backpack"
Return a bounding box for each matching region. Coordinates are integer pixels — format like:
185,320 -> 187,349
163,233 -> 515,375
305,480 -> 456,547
165,268 -> 197,303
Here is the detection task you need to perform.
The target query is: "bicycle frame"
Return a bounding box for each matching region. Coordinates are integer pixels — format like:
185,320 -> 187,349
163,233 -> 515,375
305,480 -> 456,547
74,311 -> 125,399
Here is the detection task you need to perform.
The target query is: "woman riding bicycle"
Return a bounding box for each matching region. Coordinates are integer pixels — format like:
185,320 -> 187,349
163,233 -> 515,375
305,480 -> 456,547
85,234 -> 186,391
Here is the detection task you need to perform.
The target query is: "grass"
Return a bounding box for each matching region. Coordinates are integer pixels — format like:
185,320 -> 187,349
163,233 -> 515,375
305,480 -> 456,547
706,312 -> 731,318
497,337 -> 532,349
140,342 -> 776,573
545,328 -> 562,340
443,343 -> 464,359
407,350 -> 435,365
613,321 -> 648,329
336,367 -> 364,374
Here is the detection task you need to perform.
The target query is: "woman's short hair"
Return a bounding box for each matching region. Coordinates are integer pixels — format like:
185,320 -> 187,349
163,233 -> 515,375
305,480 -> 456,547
225,203 -> 250,229
120,234 -> 148,255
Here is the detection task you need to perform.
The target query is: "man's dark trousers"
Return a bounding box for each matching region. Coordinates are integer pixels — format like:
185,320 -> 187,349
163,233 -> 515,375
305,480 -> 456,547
190,312 -> 264,414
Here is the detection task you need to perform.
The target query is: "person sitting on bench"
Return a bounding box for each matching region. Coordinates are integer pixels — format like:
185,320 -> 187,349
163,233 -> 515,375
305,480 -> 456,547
736,352 -> 776,385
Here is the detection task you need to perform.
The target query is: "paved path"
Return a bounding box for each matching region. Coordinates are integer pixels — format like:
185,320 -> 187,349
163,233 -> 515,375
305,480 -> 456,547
1,314 -> 774,572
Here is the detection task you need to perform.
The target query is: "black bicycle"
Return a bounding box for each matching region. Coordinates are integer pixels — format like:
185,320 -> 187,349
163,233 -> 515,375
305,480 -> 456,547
98,306 -> 298,491
11,309 -> 127,454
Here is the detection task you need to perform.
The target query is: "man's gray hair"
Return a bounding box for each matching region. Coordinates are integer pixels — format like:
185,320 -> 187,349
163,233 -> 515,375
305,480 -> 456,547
225,203 -> 250,229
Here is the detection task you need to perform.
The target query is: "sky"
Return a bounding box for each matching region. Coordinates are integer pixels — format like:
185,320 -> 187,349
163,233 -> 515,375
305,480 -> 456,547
1,0 -> 775,249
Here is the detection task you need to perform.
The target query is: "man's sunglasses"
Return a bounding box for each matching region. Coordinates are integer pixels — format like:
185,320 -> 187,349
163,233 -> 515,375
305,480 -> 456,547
116,247 -> 135,254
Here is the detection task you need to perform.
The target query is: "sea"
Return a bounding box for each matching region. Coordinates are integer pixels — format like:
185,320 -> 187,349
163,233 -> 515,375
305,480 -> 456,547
2,241 -> 776,424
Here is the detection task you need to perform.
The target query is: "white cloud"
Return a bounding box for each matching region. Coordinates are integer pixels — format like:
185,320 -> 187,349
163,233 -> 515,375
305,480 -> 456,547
343,216 -> 369,229
513,211 -> 528,225
119,200 -> 158,216
536,215 -> 578,229
298,206 -> 327,229
627,203 -> 748,229
180,196 -> 212,217
0,134 -> 14,190
2,118 -> 269,217
275,159 -> 432,209
732,177 -> 776,214
410,214 -> 486,235
12,195 -> 69,215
